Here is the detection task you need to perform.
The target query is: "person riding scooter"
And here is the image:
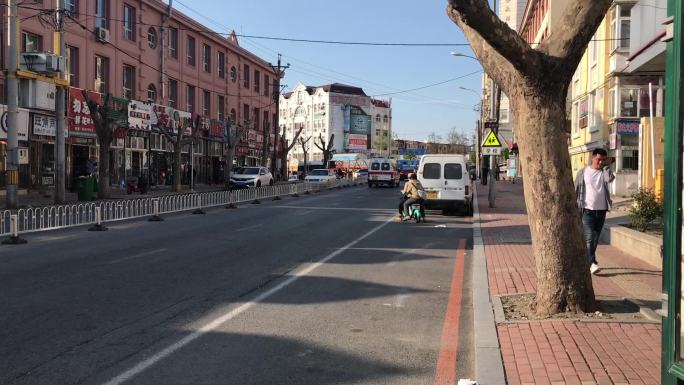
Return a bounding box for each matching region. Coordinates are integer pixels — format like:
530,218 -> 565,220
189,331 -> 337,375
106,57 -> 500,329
399,173 -> 426,221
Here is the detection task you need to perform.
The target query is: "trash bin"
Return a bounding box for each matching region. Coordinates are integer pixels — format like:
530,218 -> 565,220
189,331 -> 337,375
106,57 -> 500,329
77,176 -> 95,201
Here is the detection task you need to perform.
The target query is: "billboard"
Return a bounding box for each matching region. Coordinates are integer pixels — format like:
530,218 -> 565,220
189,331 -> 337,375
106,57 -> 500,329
344,133 -> 368,150
350,114 -> 371,135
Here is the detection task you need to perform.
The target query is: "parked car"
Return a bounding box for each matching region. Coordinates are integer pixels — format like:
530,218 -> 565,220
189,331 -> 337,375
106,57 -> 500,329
288,174 -> 300,183
399,167 -> 415,181
304,169 -> 337,182
230,166 -> 274,187
354,168 -> 368,178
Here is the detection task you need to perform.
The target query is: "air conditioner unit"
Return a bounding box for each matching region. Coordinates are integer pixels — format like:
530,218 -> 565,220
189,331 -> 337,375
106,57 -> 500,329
20,52 -> 64,74
95,27 -> 110,43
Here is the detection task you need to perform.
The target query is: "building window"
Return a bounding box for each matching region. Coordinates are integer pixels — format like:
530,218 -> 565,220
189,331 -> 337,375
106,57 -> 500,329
122,64 -> 135,99
253,107 -> 260,131
609,87 -> 617,118
65,0 -> 78,16
375,114 -> 381,122
571,102 -> 579,137
610,3 -> 633,52
187,36 -> 195,66
230,66 -> 237,82
123,4 -> 135,41
243,64 -> 250,89
500,109 -> 509,123
254,69 -> 260,93
588,91 -> 598,131
22,32 -> 42,52
95,0 -> 108,29
218,95 -> 225,121
202,44 -> 211,72
589,32 -> 599,65
168,79 -> 177,108
147,27 -> 157,49
230,108 -> 236,123
66,45 -> 79,87
169,27 -> 178,58
147,83 -> 156,103
264,75 -> 270,97
202,90 -> 210,116
383,115 -> 388,123
243,104 -> 250,126
186,85 -> 195,113
95,55 -> 109,94
217,51 -> 225,78
578,96 -> 589,128
622,149 -> 639,170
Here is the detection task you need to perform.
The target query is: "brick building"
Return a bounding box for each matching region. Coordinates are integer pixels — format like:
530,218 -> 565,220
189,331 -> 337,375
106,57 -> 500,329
0,0 -> 277,192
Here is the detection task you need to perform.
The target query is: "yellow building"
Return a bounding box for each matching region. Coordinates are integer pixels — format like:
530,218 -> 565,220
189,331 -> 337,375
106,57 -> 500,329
569,2 -> 665,197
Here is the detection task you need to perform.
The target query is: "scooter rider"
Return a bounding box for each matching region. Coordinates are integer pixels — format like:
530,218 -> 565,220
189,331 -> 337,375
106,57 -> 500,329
399,173 -> 425,221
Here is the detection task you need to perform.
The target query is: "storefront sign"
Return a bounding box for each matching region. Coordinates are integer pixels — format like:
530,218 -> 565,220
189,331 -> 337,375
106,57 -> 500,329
69,136 -> 96,146
0,105 -> 30,141
68,87 -> 100,138
344,133 -> 368,150
150,104 -> 192,135
615,119 -> 640,135
128,129 -> 150,138
128,100 -> 152,131
33,114 -> 68,138
350,113 -> 371,135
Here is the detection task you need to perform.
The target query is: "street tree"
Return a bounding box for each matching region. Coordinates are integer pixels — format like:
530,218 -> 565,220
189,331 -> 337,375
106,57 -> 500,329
404,153 -> 417,161
298,136 -> 311,176
279,125 -> 304,180
224,120 -> 246,185
261,120 -> 271,168
314,133 -> 335,168
426,132 -> 442,154
446,0 -> 612,315
373,131 -> 397,155
158,114 -> 201,192
82,91 -> 128,199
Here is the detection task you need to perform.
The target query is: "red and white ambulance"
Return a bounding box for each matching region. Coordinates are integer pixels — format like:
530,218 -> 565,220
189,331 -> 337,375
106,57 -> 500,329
367,158 -> 400,188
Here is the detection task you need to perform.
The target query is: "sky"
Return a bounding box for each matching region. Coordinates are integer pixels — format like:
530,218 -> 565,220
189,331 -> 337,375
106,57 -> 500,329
168,0 -> 484,142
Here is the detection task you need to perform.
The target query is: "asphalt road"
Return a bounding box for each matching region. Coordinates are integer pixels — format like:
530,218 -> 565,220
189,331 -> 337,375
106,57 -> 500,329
0,184 -> 474,385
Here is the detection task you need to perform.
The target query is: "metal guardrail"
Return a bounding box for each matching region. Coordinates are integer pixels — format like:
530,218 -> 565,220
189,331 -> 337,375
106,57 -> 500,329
0,177 -> 367,237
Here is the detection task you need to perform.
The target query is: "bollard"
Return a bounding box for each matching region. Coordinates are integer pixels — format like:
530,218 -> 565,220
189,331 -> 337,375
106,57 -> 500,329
2,214 -> 27,244
192,194 -> 206,214
88,207 -> 108,231
149,199 -> 164,221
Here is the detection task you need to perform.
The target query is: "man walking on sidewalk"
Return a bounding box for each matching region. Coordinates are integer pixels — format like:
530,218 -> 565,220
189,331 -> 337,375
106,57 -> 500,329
574,148 -> 614,274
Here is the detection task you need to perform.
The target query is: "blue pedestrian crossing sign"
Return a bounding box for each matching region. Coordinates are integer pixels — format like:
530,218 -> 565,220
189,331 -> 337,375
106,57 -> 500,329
481,130 -> 503,147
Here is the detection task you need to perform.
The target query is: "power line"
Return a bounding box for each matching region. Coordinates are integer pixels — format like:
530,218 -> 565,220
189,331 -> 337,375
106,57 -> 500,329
369,70 -> 482,97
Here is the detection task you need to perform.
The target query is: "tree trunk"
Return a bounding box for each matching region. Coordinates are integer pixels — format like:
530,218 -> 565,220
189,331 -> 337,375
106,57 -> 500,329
511,91 -> 595,316
225,145 -> 235,187
173,143 -> 182,192
280,140 -> 289,181
97,142 -> 111,199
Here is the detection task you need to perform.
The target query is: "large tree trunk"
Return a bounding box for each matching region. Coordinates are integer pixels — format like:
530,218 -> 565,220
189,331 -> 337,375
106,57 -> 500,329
97,142 -> 110,199
225,145 -> 235,187
511,90 -> 595,316
280,142 -> 289,181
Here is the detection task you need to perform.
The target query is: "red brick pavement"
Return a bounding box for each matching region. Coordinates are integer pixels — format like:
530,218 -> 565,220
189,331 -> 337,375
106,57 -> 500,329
476,181 -> 662,385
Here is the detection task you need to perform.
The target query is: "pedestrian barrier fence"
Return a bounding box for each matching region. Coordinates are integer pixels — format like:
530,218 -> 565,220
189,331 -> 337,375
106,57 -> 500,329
0,177 -> 367,237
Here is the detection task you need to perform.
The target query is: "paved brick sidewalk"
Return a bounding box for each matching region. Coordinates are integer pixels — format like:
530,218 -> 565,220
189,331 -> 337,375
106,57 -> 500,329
476,180 -> 662,385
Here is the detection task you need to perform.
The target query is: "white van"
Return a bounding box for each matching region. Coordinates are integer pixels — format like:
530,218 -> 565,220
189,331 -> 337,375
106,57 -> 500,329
368,158 -> 399,187
417,154 -> 473,215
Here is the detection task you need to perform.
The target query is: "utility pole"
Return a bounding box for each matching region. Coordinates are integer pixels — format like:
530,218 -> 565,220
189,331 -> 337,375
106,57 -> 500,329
387,98 -> 392,159
487,0 -> 500,208
5,0 -> 19,209
270,53 -> 289,178
54,0 -> 66,204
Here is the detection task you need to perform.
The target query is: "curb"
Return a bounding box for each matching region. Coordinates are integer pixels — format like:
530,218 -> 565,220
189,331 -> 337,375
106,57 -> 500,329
472,187 -> 507,385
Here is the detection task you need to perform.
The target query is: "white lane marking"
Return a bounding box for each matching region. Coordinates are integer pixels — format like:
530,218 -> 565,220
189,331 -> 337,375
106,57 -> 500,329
272,205 -> 394,213
236,223 -> 264,232
102,216 -> 394,385
295,210 -> 314,216
106,249 -> 167,265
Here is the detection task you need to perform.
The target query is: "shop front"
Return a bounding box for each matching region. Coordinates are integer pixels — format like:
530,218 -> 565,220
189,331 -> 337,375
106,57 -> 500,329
0,105 -> 31,190
608,118 -> 640,197
29,113 -> 67,191
67,88 -> 99,190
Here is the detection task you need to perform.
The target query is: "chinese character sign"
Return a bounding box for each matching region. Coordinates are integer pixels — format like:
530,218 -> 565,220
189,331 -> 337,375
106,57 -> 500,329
68,87 -> 100,137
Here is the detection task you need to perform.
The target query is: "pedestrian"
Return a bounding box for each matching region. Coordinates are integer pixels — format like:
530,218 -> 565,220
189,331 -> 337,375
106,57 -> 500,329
574,148 -> 614,274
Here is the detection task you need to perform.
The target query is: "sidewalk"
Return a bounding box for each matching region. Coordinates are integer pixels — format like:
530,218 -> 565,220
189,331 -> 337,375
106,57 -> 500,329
0,183 -> 226,210
476,180 -> 661,385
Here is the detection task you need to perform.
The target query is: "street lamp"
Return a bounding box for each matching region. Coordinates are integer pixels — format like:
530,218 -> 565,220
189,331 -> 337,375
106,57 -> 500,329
450,51 -> 478,61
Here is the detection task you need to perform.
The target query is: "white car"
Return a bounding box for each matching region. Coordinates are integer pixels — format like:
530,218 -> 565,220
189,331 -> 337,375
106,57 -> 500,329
288,174 -> 300,183
230,166 -> 274,188
304,169 -> 337,182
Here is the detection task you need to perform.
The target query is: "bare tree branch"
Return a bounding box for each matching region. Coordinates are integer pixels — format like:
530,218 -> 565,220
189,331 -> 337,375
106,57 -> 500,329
286,126 -> 304,152
446,1 -> 542,78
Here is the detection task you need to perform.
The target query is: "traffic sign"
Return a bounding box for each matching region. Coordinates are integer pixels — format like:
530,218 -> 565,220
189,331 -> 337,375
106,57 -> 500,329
481,130 -> 503,147
481,146 -> 503,155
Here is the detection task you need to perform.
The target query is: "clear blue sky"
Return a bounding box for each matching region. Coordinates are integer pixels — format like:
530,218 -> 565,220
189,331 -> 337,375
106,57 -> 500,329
170,0 -> 484,142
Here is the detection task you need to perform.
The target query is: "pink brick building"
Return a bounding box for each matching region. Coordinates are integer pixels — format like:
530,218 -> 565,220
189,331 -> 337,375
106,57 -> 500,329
0,0 -> 278,191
